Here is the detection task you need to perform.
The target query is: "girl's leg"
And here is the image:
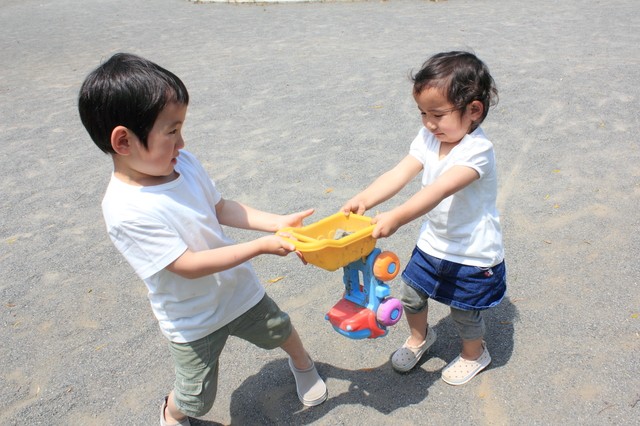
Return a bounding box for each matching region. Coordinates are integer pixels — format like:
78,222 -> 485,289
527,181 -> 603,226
405,308 -> 430,347
450,307 -> 486,358
400,282 -> 432,345
442,307 -> 491,385
391,283 -> 436,372
460,337 -> 485,360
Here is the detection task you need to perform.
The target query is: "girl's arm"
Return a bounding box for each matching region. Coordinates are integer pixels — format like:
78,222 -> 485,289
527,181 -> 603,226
371,165 -> 479,238
342,155 -> 423,215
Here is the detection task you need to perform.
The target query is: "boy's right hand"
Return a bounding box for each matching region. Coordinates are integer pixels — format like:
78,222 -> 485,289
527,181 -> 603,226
341,198 -> 367,216
258,235 -> 297,257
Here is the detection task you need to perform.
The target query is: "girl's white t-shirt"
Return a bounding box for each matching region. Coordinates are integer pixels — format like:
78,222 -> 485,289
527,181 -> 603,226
101,150 -> 265,343
409,127 -> 504,267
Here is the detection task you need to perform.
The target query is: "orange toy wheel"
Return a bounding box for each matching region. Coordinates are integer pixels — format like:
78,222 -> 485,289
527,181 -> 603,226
373,251 -> 400,281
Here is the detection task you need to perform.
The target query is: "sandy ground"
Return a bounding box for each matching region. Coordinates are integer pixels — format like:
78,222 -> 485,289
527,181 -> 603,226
1,0 -> 639,424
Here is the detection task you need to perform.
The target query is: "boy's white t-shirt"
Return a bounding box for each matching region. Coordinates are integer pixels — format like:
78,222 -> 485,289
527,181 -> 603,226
409,126 -> 504,267
102,150 -> 265,343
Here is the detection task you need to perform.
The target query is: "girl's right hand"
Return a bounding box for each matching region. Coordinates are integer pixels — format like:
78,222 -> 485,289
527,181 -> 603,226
341,198 -> 367,216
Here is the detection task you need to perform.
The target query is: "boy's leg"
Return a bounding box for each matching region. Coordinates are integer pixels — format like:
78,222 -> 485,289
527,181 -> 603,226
166,330 -> 228,421
230,295 -> 327,406
280,325 -> 328,406
280,327 -> 311,369
163,391 -> 189,425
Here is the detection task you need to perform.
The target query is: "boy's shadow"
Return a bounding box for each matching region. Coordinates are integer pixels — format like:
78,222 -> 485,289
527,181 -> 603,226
193,297 -> 518,426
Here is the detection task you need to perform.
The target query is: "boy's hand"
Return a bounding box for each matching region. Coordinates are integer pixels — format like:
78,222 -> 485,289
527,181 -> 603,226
341,199 -> 367,216
278,208 -> 315,229
258,235 -> 297,257
371,210 -> 401,239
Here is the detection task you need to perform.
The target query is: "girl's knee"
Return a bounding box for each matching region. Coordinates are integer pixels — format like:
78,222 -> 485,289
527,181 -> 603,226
400,283 -> 429,314
450,308 -> 485,340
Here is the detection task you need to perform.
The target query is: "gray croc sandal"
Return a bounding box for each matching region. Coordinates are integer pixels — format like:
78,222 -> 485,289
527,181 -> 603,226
391,327 -> 437,372
160,396 -> 191,426
288,356 -> 328,407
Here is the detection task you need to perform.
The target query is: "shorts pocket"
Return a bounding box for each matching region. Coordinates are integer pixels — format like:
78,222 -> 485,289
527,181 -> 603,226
174,372 -> 206,414
176,376 -> 203,397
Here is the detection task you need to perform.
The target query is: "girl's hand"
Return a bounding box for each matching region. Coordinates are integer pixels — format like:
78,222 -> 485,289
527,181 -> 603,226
257,235 -> 297,257
341,198 -> 367,216
371,210 -> 401,239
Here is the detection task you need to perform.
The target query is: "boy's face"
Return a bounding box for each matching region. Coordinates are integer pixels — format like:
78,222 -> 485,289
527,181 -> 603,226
414,87 -> 479,145
119,102 -> 187,185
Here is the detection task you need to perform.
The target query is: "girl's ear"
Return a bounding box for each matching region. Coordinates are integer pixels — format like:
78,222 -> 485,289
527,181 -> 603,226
468,100 -> 484,121
111,126 -> 132,155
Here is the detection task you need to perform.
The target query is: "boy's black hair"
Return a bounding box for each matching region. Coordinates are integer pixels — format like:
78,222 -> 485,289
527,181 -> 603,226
412,51 -> 498,130
78,53 -> 189,154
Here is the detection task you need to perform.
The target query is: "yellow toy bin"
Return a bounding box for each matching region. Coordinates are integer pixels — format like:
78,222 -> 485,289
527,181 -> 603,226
278,212 -> 377,271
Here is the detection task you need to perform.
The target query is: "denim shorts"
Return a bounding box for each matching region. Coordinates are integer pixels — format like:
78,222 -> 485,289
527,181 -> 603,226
401,246 -> 506,311
167,294 -> 292,417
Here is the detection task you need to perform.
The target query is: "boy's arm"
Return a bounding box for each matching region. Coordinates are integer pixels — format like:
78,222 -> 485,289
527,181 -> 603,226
166,200 -> 314,279
215,198 -> 314,232
371,165 -> 479,238
166,235 -> 296,279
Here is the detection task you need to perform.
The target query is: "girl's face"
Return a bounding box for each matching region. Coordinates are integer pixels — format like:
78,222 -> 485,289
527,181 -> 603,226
117,102 -> 187,186
414,87 -> 480,145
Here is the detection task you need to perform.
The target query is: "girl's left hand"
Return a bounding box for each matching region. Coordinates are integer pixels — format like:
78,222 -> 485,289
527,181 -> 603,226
371,211 -> 401,239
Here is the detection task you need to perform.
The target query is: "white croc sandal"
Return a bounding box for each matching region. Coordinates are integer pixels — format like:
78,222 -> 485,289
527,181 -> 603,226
288,356 -> 328,407
441,341 -> 491,385
391,327 -> 437,372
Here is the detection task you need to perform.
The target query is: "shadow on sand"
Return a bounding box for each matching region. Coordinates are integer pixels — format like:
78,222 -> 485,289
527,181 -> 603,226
191,297 -> 519,425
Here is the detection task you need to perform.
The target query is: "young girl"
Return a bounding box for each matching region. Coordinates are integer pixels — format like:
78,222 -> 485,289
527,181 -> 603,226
342,51 -> 506,385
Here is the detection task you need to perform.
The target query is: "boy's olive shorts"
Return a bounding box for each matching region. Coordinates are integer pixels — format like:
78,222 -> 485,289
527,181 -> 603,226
168,294 -> 292,417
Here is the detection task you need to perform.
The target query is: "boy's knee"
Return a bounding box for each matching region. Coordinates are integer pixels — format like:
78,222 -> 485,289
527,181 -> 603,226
174,385 -> 216,418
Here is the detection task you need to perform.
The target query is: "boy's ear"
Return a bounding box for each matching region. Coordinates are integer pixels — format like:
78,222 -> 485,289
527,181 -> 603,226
111,126 -> 132,155
468,100 -> 484,120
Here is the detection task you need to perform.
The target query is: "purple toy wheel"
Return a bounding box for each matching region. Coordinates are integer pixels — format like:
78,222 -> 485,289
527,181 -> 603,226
376,297 -> 403,326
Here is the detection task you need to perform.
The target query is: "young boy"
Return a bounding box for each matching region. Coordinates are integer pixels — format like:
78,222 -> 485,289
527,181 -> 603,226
78,53 -> 327,426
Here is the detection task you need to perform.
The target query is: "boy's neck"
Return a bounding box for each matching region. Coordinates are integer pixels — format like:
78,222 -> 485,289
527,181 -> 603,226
112,157 -> 179,187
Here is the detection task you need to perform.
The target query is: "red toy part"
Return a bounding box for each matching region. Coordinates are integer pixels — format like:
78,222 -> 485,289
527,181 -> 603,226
326,298 -> 387,339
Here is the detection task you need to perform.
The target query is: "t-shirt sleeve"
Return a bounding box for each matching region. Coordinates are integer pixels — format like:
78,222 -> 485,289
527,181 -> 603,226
408,128 -> 429,164
454,136 -> 494,179
108,219 -> 188,280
